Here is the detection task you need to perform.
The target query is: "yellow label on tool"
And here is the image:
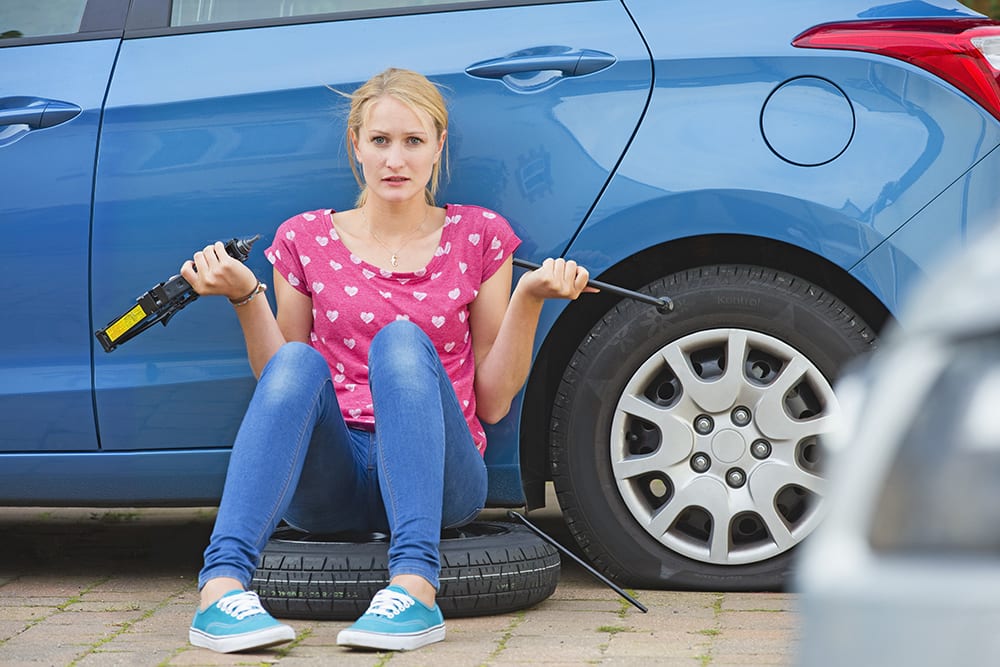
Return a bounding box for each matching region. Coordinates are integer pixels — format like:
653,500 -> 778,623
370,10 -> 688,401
105,304 -> 147,342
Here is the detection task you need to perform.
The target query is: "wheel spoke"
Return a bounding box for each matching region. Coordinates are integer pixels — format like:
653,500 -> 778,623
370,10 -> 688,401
616,393 -> 694,466
660,330 -> 749,413
747,462 -> 822,550
755,355 -> 837,441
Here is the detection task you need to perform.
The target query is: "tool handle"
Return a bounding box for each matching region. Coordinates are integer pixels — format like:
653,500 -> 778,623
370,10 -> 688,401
512,258 -> 673,313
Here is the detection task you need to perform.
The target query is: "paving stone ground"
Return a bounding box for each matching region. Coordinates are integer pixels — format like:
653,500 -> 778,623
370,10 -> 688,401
0,489 -> 798,666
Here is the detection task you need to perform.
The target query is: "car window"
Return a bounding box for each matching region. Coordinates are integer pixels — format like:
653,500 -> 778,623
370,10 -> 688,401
0,1 -> 88,39
171,0 -> 491,26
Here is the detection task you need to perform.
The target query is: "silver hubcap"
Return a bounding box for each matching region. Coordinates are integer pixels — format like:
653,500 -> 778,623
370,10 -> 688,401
610,328 -> 835,565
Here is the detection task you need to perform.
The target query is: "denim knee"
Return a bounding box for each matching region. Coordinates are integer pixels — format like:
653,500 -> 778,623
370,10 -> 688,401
255,342 -> 330,404
369,320 -> 435,379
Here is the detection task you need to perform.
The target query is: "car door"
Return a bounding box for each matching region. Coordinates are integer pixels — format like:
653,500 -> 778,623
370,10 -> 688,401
91,0 -> 651,452
0,1 -> 128,452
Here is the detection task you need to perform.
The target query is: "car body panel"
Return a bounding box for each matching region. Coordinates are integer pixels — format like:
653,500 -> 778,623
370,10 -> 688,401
0,38 -> 120,453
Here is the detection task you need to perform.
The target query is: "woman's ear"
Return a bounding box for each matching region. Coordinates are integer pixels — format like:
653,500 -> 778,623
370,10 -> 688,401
348,129 -> 360,159
435,129 -> 447,163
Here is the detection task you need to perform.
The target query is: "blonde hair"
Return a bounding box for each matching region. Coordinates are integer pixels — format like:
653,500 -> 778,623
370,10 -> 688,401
345,68 -> 449,207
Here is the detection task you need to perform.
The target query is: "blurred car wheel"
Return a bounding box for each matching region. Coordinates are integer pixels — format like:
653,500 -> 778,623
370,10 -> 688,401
550,265 -> 876,588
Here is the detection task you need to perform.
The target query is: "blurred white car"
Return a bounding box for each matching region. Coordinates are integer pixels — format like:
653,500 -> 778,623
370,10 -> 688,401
796,222 -> 1000,666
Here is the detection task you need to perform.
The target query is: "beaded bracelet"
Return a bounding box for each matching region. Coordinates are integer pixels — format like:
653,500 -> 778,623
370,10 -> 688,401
229,281 -> 267,307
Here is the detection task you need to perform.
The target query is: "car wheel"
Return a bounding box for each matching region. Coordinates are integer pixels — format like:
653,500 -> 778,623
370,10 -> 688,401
550,264 -> 876,589
252,520 -> 560,619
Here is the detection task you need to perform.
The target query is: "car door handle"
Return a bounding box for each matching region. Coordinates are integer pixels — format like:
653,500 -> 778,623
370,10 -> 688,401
0,97 -> 81,129
466,48 -> 616,79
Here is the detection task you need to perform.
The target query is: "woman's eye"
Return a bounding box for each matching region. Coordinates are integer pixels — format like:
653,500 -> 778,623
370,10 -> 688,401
371,136 -> 386,145
407,137 -> 423,145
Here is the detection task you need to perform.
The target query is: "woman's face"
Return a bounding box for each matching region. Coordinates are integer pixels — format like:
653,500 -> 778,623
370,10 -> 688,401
353,95 -> 444,206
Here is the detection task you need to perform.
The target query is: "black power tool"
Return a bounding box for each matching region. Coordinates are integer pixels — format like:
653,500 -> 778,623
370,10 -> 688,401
95,235 -> 260,353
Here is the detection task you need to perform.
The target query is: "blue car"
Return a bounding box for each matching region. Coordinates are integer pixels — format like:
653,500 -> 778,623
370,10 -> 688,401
3,0 -> 999,590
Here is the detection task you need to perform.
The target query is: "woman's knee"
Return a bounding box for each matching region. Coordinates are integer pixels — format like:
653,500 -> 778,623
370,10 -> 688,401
369,320 -> 434,374
256,342 -> 330,400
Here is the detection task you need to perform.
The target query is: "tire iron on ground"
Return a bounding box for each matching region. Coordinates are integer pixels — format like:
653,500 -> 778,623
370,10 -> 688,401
507,510 -> 648,613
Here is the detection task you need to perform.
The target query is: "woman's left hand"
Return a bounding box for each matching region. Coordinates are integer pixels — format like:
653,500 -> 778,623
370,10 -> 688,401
516,257 -> 596,302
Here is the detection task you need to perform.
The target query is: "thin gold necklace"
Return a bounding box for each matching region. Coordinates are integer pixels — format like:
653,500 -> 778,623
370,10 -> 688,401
364,206 -> 430,268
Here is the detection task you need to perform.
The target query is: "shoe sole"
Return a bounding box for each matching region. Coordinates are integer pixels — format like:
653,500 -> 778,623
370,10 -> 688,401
337,624 -> 446,651
189,624 -> 296,653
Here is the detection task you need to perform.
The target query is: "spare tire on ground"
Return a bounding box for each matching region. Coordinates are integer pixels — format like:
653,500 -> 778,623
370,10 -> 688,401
253,520 -> 560,620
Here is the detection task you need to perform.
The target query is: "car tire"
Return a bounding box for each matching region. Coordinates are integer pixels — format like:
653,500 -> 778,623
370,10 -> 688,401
252,520 -> 560,619
550,264 -> 876,590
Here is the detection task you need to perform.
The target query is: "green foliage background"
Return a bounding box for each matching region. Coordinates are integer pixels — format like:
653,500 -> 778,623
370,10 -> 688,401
961,0 -> 1000,19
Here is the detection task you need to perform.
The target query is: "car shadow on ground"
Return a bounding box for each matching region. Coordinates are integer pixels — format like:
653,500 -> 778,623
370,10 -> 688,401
0,501 -> 586,580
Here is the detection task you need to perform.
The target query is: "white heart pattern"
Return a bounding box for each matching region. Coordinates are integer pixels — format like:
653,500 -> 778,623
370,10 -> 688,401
344,338 -> 356,349
345,383 -> 356,392
334,373 -> 346,382
379,290 -> 392,299
312,282 -> 324,293
431,272 -> 442,280
344,286 -> 358,297
445,214 -> 461,226
482,211 -> 496,219
349,408 -> 362,418
413,291 -> 427,301
287,273 -> 300,287
326,310 -> 338,322
362,268 -> 375,280
285,230 -> 295,240
448,288 -> 460,300
380,269 -> 393,278
315,236 -> 329,246
330,260 -> 342,270
303,213 -> 316,221
444,341 -> 456,352
300,255 -> 311,266
459,262 -> 468,274
432,315 -> 445,328
468,233 -> 481,246
395,314 -> 410,321
360,312 -> 375,324
490,236 -> 501,250
350,254 -> 362,265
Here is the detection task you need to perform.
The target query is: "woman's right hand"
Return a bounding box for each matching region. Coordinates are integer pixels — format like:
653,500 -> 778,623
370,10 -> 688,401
180,241 -> 259,301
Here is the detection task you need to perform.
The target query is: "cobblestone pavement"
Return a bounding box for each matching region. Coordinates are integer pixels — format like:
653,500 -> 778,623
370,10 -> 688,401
0,491 -> 798,666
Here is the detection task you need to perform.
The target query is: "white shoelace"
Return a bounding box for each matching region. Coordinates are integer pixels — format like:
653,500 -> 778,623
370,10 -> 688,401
216,591 -> 267,620
364,588 -> 415,619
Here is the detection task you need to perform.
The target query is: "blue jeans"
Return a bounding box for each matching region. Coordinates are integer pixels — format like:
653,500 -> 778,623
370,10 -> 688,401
198,320 -> 488,591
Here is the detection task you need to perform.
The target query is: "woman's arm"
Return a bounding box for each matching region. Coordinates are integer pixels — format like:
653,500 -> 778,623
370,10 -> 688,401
181,241 -> 313,378
470,257 -> 590,424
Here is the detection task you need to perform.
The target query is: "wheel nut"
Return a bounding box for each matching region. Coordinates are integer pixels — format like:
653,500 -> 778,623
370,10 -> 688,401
694,415 -> 714,435
726,468 -> 746,488
691,453 -> 712,473
751,439 -> 772,460
731,406 -> 751,427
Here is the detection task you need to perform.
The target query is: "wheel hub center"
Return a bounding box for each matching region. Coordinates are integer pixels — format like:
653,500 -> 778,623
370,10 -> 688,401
711,429 -> 746,463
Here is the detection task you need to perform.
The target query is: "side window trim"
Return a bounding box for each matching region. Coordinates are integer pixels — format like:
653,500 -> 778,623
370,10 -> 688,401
0,0 -> 129,48
125,0 -> 590,37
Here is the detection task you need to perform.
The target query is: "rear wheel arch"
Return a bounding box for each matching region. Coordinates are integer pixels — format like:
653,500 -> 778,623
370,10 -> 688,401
518,233 -> 891,508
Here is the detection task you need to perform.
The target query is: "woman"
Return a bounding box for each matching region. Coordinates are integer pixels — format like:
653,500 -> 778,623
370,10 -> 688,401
182,68 -> 591,654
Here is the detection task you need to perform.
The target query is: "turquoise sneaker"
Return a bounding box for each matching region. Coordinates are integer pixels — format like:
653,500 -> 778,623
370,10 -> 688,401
189,589 -> 295,653
337,585 -> 446,651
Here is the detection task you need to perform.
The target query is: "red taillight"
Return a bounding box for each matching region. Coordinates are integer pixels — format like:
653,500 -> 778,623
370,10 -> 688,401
793,18 -> 1000,121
